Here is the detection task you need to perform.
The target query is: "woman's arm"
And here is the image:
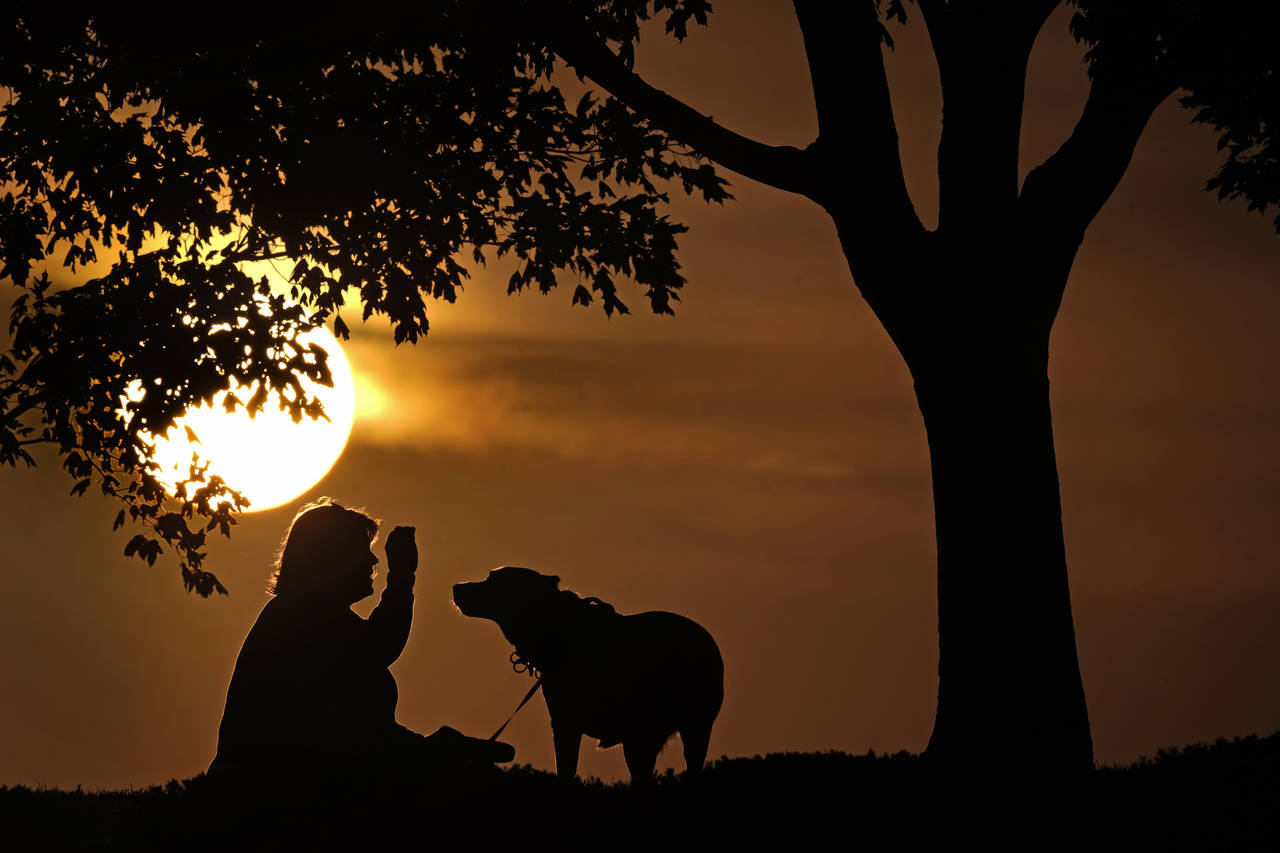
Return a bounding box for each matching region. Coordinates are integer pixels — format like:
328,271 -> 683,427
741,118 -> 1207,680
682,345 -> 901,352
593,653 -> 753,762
365,525 -> 417,666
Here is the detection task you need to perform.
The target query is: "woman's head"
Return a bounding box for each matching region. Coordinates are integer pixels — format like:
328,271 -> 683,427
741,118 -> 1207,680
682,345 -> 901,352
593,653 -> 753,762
269,498 -> 380,601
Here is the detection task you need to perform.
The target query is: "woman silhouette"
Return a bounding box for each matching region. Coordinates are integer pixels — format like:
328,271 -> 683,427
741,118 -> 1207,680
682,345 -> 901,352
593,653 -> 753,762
209,498 -> 512,783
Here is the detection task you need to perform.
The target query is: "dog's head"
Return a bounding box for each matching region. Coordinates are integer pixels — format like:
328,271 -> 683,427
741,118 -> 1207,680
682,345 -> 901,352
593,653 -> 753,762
452,566 -> 562,628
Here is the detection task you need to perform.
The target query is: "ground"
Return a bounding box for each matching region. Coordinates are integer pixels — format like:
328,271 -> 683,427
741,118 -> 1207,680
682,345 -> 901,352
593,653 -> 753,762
2,733 -> 1275,851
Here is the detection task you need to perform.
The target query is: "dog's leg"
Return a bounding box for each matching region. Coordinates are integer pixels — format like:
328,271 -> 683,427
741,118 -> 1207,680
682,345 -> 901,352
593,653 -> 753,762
679,717 -> 714,774
552,726 -> 582,779
622,737 -> 662,783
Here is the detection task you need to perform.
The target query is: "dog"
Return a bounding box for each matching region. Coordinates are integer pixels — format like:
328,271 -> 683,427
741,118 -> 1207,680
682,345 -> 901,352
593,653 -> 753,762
453,567 -> 724,782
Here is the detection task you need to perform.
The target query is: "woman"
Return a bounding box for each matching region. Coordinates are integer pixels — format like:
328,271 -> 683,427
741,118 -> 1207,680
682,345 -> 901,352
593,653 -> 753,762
209,498 -> 513,783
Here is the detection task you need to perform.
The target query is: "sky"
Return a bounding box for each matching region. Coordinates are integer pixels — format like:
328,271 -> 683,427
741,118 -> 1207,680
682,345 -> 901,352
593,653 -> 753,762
2,3 -> 1279,788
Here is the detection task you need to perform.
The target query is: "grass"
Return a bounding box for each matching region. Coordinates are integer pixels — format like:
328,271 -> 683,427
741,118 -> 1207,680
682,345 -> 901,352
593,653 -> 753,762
2,732 -> 1276,851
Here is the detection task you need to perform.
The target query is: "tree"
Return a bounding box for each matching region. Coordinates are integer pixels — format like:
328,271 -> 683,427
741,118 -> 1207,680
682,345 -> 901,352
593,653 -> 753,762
1,1 -> 1276,769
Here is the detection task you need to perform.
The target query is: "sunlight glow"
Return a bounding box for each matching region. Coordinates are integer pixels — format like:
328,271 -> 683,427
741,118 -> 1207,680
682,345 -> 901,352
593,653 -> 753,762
135,327 -> 356,512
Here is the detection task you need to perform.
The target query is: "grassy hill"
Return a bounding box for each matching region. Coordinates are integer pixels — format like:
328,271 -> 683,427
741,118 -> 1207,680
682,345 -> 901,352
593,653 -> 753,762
2,732 -> 1276,851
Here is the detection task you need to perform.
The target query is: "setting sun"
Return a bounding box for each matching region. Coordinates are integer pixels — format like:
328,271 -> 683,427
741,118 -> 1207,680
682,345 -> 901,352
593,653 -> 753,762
139,326 -> 356,511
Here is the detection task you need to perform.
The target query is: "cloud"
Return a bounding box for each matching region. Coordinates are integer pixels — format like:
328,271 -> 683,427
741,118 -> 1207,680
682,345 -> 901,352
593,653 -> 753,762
341,332 -> 927,487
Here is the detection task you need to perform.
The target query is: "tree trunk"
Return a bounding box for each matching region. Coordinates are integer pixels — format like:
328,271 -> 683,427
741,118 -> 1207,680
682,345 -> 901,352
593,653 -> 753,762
912,345 -> 1093,771
833,216 -> 1093,770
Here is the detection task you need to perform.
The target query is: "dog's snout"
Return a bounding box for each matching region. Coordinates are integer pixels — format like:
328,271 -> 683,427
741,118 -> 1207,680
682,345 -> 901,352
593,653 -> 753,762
452,581 -> 479,614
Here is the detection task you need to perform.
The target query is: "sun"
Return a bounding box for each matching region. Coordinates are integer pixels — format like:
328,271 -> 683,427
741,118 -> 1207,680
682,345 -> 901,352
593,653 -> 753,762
141,326 -> 356,512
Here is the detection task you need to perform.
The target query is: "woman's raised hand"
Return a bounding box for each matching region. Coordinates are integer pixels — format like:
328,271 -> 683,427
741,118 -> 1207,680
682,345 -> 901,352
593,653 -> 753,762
385,525 -> 418,582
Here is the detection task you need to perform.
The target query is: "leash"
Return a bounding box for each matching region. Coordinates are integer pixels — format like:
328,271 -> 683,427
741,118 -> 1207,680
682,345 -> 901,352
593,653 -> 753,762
489,677 -> 544,741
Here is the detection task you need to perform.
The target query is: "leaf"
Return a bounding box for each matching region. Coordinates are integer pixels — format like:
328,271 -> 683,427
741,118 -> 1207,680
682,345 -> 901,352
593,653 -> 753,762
156,512 -> 186,539
184,425 -> 200,444
333,314 -> 350,340
70,478 -> 92,497
62,451 -> 83,473
183,567 -> 228,597
247,384 -> 269,417
124,533 -> 150,558
113,509 -> 126,531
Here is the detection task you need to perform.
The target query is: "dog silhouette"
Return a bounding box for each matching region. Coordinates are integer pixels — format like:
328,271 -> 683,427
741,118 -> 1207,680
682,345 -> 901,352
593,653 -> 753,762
453,567 -> 724,782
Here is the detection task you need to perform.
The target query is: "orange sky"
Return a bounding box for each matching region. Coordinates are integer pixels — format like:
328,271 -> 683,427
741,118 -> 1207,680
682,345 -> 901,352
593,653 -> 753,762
2,4 -> 1279,787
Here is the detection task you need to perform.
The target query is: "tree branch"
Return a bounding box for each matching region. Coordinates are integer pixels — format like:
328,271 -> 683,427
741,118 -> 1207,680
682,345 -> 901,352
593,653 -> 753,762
2,394 -> 46,423
1020,70 -> 1174,240
932,6 -> 1050,237
984,0 -> 1065,40
549,25 -> 818,199
916,0 -> 950,52
791,0 -> 922,233
1025,1 -> 1065,34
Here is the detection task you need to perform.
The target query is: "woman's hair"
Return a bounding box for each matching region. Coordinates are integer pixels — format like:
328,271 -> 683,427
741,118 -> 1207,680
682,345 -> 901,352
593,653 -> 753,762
267,497 -> 380,596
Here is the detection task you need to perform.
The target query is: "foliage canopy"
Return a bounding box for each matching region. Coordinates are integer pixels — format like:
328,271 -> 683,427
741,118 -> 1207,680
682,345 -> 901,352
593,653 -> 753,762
0,2 -> 726,593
